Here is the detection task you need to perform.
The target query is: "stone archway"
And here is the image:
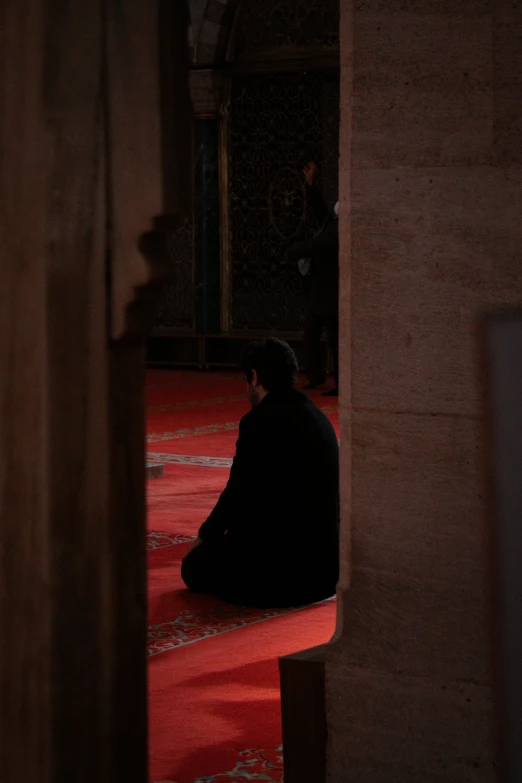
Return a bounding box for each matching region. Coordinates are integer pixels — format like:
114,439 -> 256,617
189,0 -> 239,67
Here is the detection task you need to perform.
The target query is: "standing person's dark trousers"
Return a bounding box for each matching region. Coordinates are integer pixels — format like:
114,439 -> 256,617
303,309 -> 325,385
288,186 -> 339,392
324,312 -> 339,390
301,272 -> 324,384
303,310 -> 338,390
181,388 -> 340,609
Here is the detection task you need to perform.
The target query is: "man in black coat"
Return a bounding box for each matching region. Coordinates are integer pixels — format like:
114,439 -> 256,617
288,161 -> 339,396
181,338 -> 339,609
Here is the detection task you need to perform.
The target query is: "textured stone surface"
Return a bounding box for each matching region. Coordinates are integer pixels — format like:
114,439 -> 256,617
351,167 -> 522,303
349,411 -> 486,586
331,564 -> 491,684
326,0 -> 522,778
352,15 -> 494,169
494,84 -> 522,165
326,666 -> 497,783
1,0 -> 157,776
349,166 -> 522,414
494,10 -> 522,86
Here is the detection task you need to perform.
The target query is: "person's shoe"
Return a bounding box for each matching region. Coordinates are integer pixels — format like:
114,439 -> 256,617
322,387 -> 338,397
302,376 -> 326,390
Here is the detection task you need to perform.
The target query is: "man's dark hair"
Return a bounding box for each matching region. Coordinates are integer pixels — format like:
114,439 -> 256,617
240,338 -> 299,392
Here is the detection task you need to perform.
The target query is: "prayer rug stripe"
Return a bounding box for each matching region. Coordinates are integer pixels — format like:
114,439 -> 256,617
147,421 -> 239,443
146,452 -> 233,468
148,597 -> 335,656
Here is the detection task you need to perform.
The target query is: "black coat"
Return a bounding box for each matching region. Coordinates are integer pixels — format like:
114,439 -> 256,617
288,184 -> 339,316
198,388 -> 339,597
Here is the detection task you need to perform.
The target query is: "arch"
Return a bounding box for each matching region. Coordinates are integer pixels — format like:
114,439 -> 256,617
230,0 -> 339,63
190,0 -> 339,68
190,0 -> 239,67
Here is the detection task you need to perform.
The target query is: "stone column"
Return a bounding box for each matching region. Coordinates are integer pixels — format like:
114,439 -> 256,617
327,1 -> 522,780
190,69 -> 222,332
0,0 -> 191,780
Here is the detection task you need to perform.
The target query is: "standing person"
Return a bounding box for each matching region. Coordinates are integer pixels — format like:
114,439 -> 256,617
288,161 -> 339,397
181,338 -> 339,609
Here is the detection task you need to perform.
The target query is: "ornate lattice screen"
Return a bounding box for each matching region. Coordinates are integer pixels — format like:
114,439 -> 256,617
227,71 -> 339,331
152,221 -> 194,329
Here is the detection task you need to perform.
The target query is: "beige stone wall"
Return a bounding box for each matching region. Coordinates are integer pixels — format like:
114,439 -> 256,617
328,1 -> 522,780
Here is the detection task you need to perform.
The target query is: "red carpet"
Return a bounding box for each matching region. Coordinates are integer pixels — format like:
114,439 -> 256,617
146,369 -> 339,782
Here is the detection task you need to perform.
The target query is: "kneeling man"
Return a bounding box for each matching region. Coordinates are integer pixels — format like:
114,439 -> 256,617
181,338 -> 339,608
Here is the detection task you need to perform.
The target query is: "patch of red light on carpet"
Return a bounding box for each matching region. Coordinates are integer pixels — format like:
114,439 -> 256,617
147,369 -> 338,783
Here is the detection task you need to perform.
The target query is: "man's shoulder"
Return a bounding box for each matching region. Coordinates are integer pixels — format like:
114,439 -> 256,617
241,389 -> 332,425
239,407 -> 257,429
295,393 -> 338,438
239,391 -> 337,451
279,389 -> 334,428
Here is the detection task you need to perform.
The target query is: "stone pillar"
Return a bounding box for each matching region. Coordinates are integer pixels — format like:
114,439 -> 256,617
190,69 -> 222,332
0,0 -> 191,780
327,1 -> 522,780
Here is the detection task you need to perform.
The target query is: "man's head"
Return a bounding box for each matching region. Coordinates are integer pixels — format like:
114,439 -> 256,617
240,338 -> 299,408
